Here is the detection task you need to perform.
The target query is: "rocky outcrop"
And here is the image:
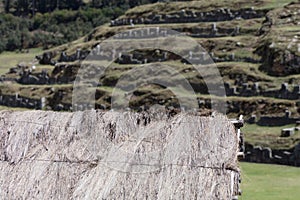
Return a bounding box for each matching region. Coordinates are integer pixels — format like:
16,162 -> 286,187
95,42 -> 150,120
51,63 -> 80,84
256,41 -> 300,76
0,111 -> 240,199
36,52 -> 57,65
256,2 -> 300,76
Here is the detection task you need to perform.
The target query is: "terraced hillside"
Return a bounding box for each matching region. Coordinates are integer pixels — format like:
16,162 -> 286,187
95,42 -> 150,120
0,0 -> 299,161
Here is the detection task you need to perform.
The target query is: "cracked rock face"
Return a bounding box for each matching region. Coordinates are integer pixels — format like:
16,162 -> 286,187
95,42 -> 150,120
257,2 -> 300,76
0,110 -> 239,199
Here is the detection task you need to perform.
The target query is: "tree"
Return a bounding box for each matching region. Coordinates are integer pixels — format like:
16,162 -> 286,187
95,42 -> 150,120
6,32 -> 21,51
4,0 -> 10,13
0,39 -> 6,53
29,0 -> 36,16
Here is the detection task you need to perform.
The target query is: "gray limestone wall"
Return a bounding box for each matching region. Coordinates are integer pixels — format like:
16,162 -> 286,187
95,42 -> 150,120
243,143 -> 300,167
0,94 -> 44,110
111,8 -> 267,26
0,111 -> 240,199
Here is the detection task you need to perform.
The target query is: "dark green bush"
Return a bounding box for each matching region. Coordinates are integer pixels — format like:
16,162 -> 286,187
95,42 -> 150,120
0,6 -> 125,53
0,39 -> 6,53
6,32 -> 21,51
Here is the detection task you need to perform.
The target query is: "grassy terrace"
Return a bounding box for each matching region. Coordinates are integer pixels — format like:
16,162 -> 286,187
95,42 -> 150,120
0,1 -> 298,199
106,61 -> 300,90
61,0 -> 296,53
112,17 -> 264,30
0,48 -> 44,75
0,0 -> 298,151
87,21 -> 262,46
240,162 -> 300,200
0,105 -> 30,111
0,83 -> 73,99
125,0 -> 295,17
243,123 -> 300,149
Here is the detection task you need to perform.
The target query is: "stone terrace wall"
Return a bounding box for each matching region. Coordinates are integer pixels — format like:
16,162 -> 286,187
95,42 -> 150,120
243,143 -> 300,167
111,8 -> 267,26
0,94 -> 44,109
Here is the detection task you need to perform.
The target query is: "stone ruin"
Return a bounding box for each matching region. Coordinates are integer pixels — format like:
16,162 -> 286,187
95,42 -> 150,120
111,8 -> 267,27
243,143 -> 300,167
0,94 -> 45,110
243,116 -> 300,166
256,110 -> 298,126
58,49 -> 90,62
112,26 -> 245,40
281,128 -> 295,137
225,80 -> 300,100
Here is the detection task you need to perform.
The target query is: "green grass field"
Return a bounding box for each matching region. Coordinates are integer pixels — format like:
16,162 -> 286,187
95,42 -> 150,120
0,48 -> 42,75
0,105 -> 30,111
243,123 -> 300,149
240,162 -> 300,200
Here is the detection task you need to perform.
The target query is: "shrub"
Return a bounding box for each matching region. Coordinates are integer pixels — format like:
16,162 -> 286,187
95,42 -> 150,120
6,32 -> 21,51
0,40 -> 6,53
0,6 -> 125,52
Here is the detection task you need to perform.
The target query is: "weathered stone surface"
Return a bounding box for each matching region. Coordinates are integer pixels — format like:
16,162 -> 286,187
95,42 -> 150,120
0,111 -> 239,199
243,143 -> 299,166
36,52 -> 56,65
111,8 -> 266,26
256,2 -> 300,76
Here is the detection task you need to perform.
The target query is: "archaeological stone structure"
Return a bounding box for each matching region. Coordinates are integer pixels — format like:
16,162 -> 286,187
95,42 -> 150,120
111,8 -> 267,26
243,143 -> 300,167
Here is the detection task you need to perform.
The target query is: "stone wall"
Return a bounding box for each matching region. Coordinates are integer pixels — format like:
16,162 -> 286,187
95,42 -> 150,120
257,116 -> 298,126
243,143 -> 300,167
225,81 -> 300,100
0,94 -> 44,109
111,8 -> 267,26
111,26 -> 251,40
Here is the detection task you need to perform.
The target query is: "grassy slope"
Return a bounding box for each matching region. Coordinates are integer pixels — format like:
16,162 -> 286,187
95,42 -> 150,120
125,0 -> 295,17
243,123 -> 300,149
0,48 -> 43,75
240,162 -> 300,200
0,105 -> 30,111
